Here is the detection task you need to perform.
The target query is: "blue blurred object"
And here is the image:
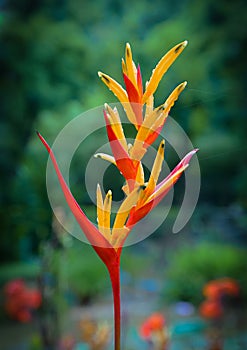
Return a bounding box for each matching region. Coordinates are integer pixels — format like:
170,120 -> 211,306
173,301 -> 195,316
170,333 -> 207,350
137,278 -> 160,293
73,342 -> 90,350
171,319 -> 206,335
120,270 -> 132,285
127,327 -> 149,350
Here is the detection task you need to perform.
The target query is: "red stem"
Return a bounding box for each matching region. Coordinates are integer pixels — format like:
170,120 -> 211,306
108,259 -> 121,350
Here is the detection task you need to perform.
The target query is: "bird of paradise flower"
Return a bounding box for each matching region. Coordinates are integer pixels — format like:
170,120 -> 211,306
37,40 -> 198,350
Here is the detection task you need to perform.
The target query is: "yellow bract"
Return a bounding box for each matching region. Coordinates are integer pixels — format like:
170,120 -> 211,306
142,41 -> 188,102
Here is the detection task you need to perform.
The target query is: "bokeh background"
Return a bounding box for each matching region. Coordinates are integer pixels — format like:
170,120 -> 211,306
0,0 -> 247,349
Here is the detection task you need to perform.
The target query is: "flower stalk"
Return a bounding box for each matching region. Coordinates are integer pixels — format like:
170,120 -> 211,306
108,260 -> 121,350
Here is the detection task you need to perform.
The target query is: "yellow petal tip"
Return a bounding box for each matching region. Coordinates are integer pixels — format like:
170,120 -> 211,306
174,41 -> 188,54
98,72 -> 110,84
178,81 -> 188,92
182,81 -> 188,89
126,42 -> 132,57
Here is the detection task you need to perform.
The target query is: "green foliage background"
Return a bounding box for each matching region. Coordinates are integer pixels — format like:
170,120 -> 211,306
0,0 -> 246,274
163,242 -> 247,304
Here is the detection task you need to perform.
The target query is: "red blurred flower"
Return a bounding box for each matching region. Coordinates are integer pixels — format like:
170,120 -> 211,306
4,279 -> 25,296
200,278 -> 240,320
219,278 -> 240,297
199,300 -> 223,319
3,279 -> 41,323
139,312 -> 166,340
203,278 -> 240,300
140,321 -> 152,340
26,290 -> 42,309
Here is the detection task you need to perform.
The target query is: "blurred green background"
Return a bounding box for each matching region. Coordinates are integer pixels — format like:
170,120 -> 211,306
0,0 -> 247,348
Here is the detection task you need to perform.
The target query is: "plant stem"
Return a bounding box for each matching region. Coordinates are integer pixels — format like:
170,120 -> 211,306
108,260 -> 121,350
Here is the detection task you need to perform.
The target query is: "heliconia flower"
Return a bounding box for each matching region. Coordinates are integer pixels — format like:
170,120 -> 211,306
38,40 -> 198,350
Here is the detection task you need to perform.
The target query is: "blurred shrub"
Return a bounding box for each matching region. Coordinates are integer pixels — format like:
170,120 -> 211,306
162,242 -> 247,305
52,242 -> 149,304
0,262 -> 40,285
52,243 -> 108,304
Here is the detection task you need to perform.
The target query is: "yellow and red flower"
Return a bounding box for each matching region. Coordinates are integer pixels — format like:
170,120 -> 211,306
38,41 -> 197,350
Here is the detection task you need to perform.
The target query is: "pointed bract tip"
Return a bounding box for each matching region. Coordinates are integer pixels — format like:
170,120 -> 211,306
189,148 -> 199,155
98,72 -> 110,83
107,190 -> 112,196
178,81 -> 188,92
161,139 -> 165,147
126,43 -> 132,57
183,40 -> 188,47
36,130 -> 44,142
36,130 -> 43,139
